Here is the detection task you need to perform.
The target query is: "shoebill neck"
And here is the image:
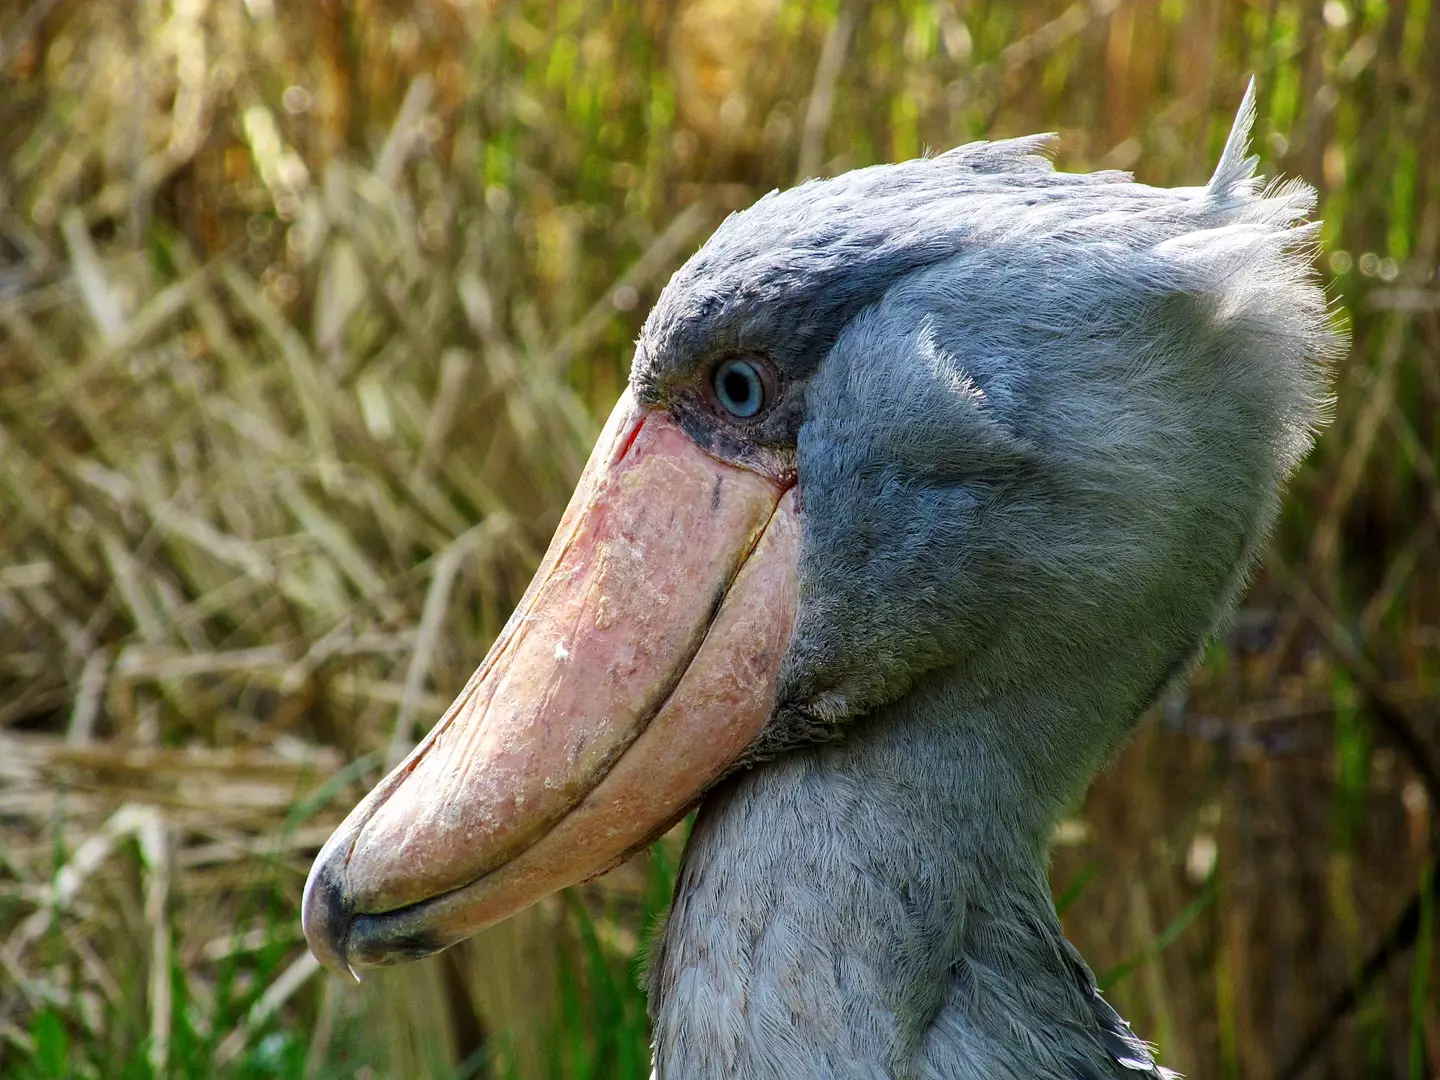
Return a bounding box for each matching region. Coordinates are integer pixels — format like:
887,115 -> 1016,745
646,662 -> 1134,1080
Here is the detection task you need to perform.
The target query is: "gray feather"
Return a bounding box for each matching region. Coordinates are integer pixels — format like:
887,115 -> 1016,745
641,86 -> 1340,1079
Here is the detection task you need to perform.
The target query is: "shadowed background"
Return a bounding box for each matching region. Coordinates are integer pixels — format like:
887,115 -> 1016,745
0,0 -> 1435,1077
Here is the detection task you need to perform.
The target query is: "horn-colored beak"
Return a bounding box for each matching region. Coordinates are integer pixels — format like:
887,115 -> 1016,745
303,389 -> 798,973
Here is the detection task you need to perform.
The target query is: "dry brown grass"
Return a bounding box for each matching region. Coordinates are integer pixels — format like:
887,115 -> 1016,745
1,1 -> 1437,1078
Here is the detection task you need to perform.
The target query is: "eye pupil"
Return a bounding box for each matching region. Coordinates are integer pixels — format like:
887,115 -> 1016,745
713,358 -> 765,418
723,369 -> 750,403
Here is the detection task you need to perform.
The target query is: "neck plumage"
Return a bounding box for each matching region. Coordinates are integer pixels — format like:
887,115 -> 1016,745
646,665 -> 1168,1080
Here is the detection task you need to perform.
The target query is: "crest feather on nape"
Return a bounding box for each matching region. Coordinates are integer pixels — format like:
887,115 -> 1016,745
1194,80 -> 1325,236
1206,76 -> 1262,200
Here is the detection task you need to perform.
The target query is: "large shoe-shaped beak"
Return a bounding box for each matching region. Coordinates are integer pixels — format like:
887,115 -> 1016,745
303,389 -> 797,974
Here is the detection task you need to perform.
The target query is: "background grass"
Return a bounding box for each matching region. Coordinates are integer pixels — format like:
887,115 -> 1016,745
0,0 -> 1437,1077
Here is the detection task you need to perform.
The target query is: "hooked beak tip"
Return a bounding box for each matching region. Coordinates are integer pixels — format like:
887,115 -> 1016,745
302,838 -> 357,978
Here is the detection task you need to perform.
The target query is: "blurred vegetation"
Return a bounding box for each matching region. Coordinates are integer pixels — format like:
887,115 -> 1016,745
0,0 -> 1435,1077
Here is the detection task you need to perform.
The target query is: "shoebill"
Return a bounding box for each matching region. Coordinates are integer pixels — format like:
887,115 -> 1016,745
303,84 -> 1339,1078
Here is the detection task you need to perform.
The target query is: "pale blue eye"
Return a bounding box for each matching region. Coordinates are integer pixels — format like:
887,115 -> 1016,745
713,358 -> 765,418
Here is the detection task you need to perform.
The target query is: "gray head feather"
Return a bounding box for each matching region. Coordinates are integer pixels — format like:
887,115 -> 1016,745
740,76 -> 1338,774
641,85 -> 1341,1079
